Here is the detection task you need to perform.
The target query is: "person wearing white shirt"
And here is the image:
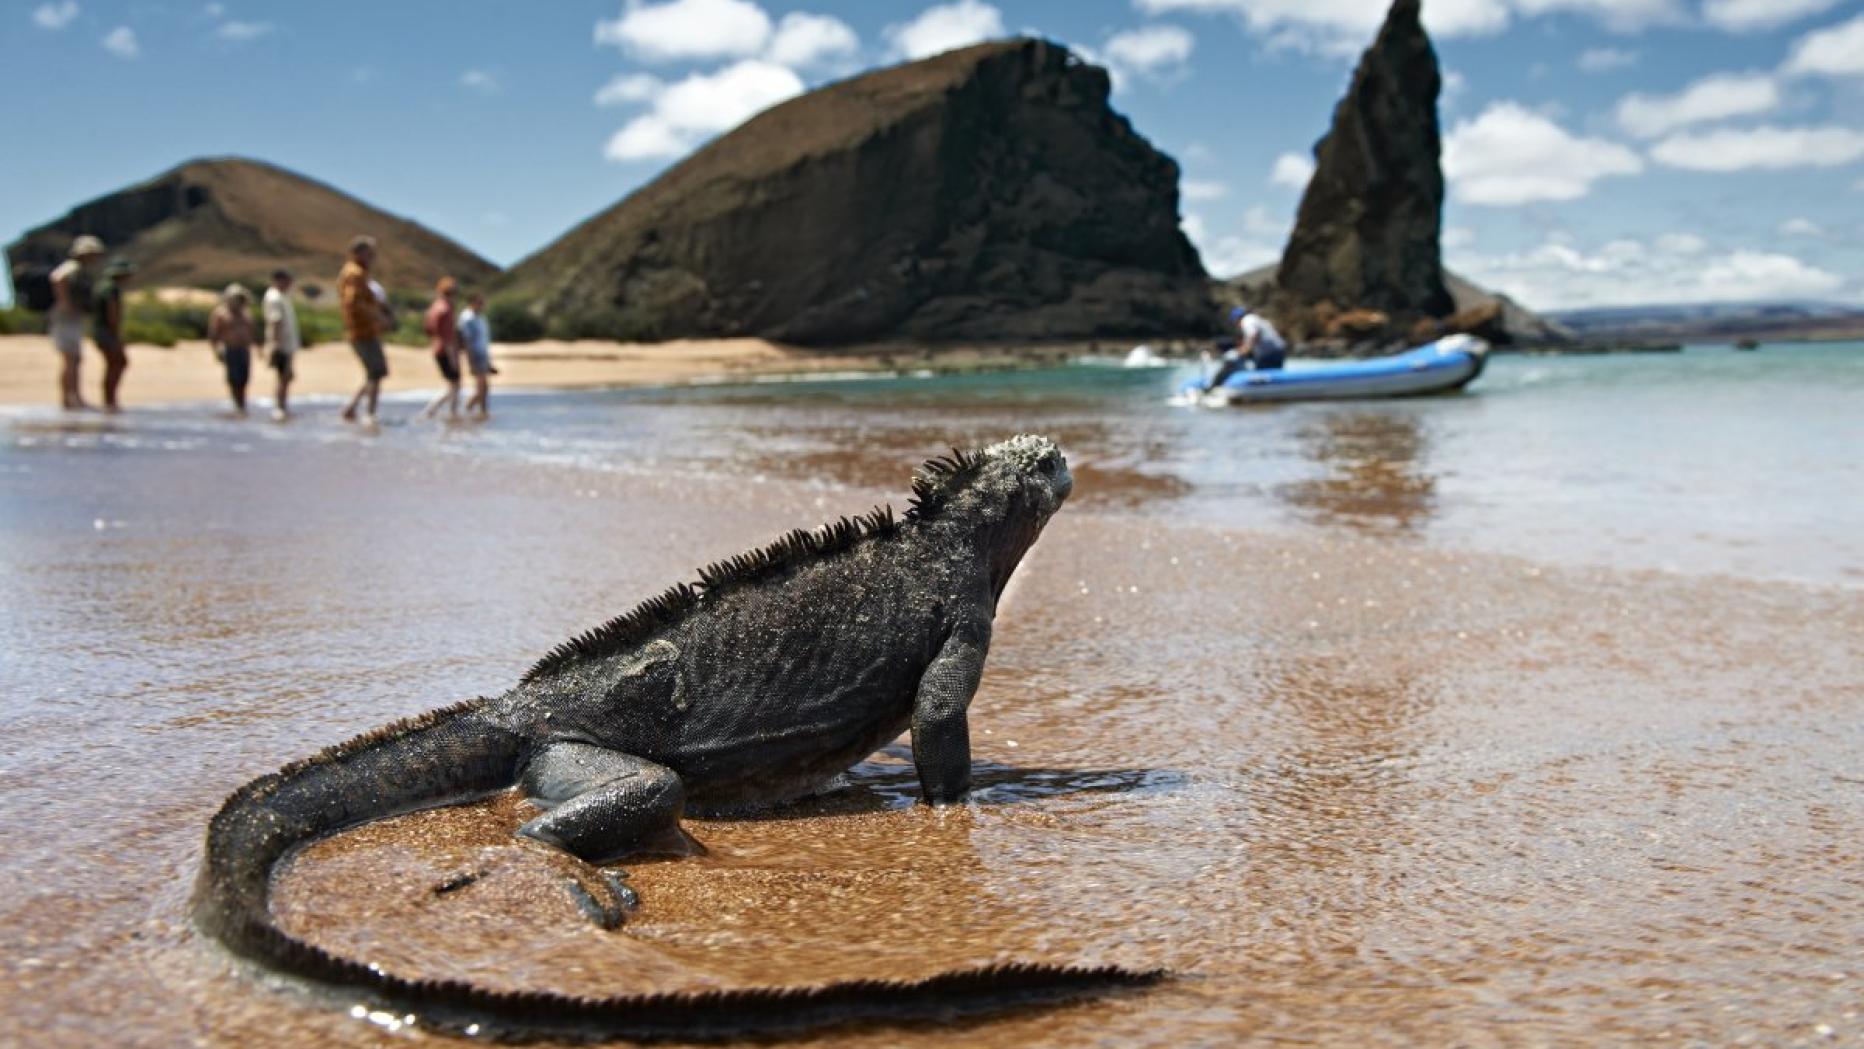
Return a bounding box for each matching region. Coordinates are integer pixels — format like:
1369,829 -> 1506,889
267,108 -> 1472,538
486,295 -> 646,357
457,292 -> 496,418
262,269 -> 302,420
1203,304 -> 1288,391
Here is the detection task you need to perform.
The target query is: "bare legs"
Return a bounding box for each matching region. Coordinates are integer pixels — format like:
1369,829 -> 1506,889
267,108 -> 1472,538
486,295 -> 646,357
419,380 -> 461,421
342,378 -> 380,424
465,373 -> 490,418
99,344 -> 127,413
58,352 -> 87,410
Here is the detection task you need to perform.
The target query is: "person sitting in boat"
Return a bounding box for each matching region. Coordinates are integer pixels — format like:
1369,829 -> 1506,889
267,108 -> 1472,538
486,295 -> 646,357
1203,305 -> 1288,390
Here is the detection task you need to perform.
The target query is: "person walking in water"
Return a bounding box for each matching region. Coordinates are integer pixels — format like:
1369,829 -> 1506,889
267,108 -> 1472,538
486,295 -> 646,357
262,269 -> 300,421
418,277 -> 462,421
458,291 -> 495,418
48,235 -> 105,410
90,258 -> 135,413
1202,304 -> 1288,392
338,236 -> 387,424
207,284 -> 260,417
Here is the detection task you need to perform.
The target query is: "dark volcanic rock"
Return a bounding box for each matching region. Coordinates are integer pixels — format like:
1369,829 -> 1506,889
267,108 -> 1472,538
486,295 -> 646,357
1275,0 -> 1452,326
503,39 -> 1215,345
6,157 -> 497,294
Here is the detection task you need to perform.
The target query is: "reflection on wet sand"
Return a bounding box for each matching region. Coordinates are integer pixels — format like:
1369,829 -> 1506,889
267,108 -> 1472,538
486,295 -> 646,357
1279,409 -> 1437,534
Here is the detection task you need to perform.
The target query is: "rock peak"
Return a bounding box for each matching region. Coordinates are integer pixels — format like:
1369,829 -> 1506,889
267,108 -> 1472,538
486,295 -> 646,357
503,39 -> 1213,345
1275,0 -> 1452,324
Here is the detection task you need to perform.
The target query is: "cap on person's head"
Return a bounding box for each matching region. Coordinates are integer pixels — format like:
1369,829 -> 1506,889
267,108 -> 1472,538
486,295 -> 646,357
348,235 -> 377,255
70,235 -> 107,259
105,258 -> 137,277
436,276 -> 457,296
272,268 -> 293,283
1229,305 -> 1251,324
223,283 -> 251,302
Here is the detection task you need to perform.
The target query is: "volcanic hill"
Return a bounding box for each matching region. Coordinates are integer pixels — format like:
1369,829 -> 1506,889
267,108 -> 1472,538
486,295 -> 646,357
502,38 -> 1216,345
6,157 -> 497,295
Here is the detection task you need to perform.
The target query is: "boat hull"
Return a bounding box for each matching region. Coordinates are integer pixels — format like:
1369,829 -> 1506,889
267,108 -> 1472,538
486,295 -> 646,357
1181,335 -> 1489,405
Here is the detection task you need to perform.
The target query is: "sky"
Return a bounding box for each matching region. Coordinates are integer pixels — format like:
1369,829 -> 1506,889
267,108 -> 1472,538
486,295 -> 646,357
5,0 -> 1864,312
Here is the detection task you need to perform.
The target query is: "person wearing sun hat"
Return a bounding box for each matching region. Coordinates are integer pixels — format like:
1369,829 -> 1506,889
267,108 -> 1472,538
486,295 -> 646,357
90,258 -> 137,412
48,235 -> 106,409
207,283 -> 262,417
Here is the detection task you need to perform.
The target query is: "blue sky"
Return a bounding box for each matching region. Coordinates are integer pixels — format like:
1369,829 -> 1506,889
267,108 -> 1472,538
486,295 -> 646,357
5,0 -> 1863,310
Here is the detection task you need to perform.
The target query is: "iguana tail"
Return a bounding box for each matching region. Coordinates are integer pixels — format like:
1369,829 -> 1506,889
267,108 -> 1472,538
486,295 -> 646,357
194,701 -> 1162,1042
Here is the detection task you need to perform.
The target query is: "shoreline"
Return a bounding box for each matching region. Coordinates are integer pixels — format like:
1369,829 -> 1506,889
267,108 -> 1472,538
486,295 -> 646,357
0,333 -> 1087,409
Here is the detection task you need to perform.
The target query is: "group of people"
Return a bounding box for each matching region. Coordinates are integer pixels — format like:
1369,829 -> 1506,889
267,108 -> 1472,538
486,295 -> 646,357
41,232 -> 496,422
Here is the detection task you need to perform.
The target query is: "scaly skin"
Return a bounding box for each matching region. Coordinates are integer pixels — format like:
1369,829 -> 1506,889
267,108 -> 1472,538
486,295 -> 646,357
193,435 -> 1161,1042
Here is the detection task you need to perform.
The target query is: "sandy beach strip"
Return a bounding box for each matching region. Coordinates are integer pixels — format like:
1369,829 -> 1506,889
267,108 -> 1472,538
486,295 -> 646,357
0,333 -> 891,409
0,333 -> 1098,409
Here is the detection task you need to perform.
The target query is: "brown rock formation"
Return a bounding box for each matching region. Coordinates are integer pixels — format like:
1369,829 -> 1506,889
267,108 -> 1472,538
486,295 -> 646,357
5,157 -> 497,295
502,39 -> 1214,345
1274,0 -> 1453,327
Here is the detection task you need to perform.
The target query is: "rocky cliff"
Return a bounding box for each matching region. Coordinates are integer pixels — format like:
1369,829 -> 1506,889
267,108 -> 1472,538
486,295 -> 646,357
6,158 -> 497,295
1272,0 -> 1453,335
502,39 -> 1215,345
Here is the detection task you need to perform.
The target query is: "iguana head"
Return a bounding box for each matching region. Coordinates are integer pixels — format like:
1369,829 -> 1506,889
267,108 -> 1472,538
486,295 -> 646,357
910,434 -> 1072,597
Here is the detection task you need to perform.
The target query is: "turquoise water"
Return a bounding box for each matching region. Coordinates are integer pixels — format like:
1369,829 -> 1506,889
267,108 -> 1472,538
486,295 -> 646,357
7,342 -> 1861,586
429,342 -> 1864,587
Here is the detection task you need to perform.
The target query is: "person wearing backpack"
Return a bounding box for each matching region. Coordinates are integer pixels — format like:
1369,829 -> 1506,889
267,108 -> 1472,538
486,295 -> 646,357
48,236 -> 106,410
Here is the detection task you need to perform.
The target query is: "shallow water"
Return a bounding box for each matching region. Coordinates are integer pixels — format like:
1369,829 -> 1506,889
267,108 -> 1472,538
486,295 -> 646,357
0,344 -> 1860,1046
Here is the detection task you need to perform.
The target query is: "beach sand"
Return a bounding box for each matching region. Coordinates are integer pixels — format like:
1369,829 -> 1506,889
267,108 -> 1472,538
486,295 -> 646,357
0,359 -> 1859,1047
0,333 -> 873,408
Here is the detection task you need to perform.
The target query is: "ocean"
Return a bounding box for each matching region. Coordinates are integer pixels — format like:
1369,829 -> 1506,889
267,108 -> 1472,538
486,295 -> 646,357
1,343 -> 1859,1046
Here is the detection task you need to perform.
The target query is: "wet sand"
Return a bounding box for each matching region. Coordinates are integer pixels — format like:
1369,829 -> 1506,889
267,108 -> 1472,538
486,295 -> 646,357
1,400 -> 1860,1047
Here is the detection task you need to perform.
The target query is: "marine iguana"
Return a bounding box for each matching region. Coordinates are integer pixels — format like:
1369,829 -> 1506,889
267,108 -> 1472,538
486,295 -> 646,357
194,434 -> 1160,1041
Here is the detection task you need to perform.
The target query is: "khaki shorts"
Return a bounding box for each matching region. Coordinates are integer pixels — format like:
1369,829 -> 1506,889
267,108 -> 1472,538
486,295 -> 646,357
50,314 -> 83,359
351,339 -> 388,381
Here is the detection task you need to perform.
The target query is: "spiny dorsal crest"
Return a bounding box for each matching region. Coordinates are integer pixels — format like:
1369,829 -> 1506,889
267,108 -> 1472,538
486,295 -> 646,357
905,447 -> 983,519
520,504 -> 898,683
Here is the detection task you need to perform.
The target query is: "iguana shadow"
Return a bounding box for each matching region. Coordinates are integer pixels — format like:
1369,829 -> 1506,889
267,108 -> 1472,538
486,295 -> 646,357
700,745 -> 1187,821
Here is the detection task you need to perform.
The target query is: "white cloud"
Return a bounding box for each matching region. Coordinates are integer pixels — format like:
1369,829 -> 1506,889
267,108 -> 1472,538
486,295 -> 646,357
1458,236 -> 1844,309
215,20 -> 271,41
1510,0 -> 1684,33
1655,232 -> 1707,255
1104,24 -> 1194,79
101,25 -> 137,58
1784,13 -> 1864,78
1615,72 -> 1779,139
595,0 -> 773,62
1443,227 -> 1476,249
460,69 -> 499,94
1443,102 -> 1643,205
1650,125 -> 1864,171
594,72 -> 665,106
765,11 -> 858,69
603,59 -> 804,161
1133,0 -> 1510,54
1269,152 -> 1315,189
1777,217 -> 1823,238
885,0 -> 1004,60
1577,47 -> 1638,73
1182,179 -> 1228,201
1183,209 -> 1284,277
32,1 -> 78,30
204,2 -> 224,16
1704,0 -> 1841,32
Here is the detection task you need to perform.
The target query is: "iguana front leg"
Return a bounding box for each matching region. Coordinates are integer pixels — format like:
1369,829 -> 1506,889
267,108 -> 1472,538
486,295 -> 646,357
912,619 -> 991,805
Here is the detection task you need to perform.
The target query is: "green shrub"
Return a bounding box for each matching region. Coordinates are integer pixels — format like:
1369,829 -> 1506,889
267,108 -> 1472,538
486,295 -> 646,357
0,306 -> 45,335
486,298 -> 544,343
121,316 -> 186,347
544,304 -> 664,343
